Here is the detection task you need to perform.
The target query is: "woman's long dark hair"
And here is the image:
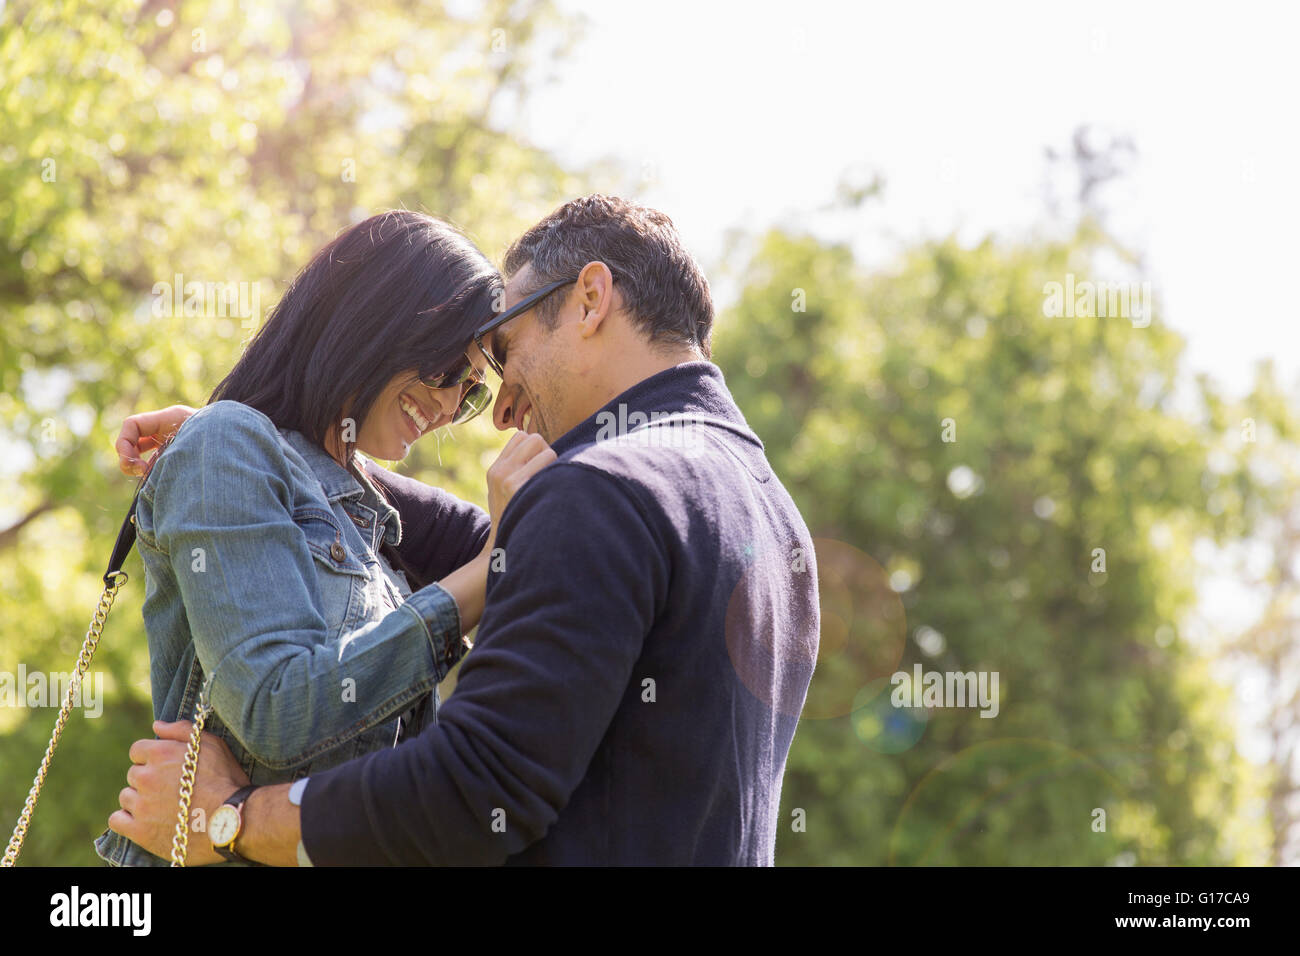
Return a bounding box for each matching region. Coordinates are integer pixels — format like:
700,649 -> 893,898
208,210 -> 501,589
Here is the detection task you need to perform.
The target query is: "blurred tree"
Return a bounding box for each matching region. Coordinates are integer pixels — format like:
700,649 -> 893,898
1206,360 -> 1300,865
0,0 -> 582,864
713,223 -> 1271,865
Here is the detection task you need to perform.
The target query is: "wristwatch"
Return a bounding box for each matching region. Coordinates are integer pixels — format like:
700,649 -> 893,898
209,784 -> 260,864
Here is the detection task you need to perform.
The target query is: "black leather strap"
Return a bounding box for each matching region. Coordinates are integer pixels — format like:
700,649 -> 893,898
103,491 -> 140,585
222,785 -> 259,810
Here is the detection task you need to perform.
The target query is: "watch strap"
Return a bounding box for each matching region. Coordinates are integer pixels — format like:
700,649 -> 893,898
223,784 -> 259,811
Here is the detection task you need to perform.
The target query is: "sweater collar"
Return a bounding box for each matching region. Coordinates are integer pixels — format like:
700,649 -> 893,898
550,361 -> 760,459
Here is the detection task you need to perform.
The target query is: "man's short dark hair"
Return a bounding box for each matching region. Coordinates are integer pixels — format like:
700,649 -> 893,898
503,195 -> 714,358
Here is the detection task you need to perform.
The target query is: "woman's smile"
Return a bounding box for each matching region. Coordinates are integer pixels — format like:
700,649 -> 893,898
398,392 -> 435,441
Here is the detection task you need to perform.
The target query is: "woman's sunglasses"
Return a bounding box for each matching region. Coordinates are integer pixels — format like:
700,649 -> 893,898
417,355 -> 493,425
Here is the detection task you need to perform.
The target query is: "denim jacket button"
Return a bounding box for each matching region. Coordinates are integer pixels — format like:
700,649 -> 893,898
330,542 -> 346,562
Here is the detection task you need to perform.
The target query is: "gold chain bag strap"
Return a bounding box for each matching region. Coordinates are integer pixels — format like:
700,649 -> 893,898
2,491 -> 212,867
168,675 -> 213,866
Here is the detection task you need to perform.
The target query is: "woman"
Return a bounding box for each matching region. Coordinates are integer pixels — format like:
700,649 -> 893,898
95,210 -> 553,866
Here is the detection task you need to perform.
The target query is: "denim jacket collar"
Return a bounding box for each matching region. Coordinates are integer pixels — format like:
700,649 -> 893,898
278,429 -> 402,547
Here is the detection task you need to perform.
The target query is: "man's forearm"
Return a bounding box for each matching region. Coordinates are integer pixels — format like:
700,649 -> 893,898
237,784 -> 302,867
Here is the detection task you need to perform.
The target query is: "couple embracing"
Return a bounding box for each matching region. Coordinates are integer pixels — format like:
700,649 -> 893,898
100,194 -> 820,867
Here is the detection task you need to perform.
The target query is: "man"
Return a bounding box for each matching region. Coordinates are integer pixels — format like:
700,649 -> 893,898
110,194 -> 820,865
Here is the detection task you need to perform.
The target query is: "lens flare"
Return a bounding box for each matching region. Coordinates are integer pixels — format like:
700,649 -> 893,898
725,537 -> 907,719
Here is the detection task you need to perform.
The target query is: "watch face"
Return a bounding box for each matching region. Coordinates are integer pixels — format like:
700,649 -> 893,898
209,805 -> 241,847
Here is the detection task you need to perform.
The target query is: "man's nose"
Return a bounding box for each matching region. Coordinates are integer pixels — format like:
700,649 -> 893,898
492,389 -> 515,432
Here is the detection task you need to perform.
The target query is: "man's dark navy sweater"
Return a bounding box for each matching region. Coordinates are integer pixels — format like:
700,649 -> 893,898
301,362 -> 820,865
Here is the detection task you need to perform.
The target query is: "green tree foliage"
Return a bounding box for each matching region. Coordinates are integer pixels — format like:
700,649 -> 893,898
713,226 -> 1271,864
1204,360 -> 1300,864
0,0 -> 580,865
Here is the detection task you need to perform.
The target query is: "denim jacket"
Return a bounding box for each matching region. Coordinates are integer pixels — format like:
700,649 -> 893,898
95,400 -> 467,866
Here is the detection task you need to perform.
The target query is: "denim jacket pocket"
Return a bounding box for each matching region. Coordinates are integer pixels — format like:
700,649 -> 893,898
295,506 -> 367,631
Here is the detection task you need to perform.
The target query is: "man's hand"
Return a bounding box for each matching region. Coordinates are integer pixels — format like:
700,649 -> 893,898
108,719 -> 250,865
116,405 -> 197,476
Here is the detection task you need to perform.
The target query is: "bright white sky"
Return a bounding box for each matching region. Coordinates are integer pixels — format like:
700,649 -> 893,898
514,0 -> 1300,399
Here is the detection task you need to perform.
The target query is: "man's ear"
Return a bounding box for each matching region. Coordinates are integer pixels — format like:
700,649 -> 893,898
574,261 -> 615,340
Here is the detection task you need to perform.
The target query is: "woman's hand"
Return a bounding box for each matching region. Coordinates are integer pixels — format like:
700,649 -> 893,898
107,719 -> 250,865
115,405 -> 198,476
483,431 -> 557,552
435,432 -> 555,633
